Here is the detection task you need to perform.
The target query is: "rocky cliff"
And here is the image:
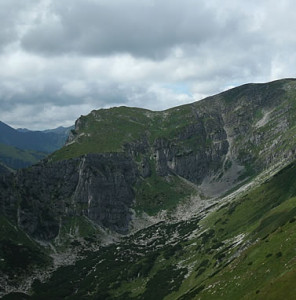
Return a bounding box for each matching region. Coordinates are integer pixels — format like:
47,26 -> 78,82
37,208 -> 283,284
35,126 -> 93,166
1,78 -> 296,242
0,154 -> 138,241
2,78 -> 296,298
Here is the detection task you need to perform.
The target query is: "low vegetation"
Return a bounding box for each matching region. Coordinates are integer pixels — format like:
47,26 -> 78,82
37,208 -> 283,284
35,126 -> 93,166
12,160 -> 295,299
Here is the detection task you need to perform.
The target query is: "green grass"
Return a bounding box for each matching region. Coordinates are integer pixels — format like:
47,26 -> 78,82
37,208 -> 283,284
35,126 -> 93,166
135,174 -> 197,216
54,216 -> 102,250
197,208 -> 296,300
5,78 -> 296,299
249,268 -> 296,300
0,143 -> 47,169
134,157 -> 197,216
49,79 -> 296,174
23,158 -> 296,300
50,104 -> 205,162
50,107 -> 151,161
205,162 -> 296,240
182,161 -> 296,299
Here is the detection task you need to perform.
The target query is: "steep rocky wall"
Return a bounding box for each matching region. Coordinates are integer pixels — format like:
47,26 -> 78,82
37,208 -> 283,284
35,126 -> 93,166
123,107 -> 230,185
151,119 -> 229,184
2,79 -> 296,242
0,153 -> 138,240
218,80 -> 296,170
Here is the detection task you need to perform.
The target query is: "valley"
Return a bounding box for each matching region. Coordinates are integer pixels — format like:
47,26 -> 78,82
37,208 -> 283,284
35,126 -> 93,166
1,78 -> 296,299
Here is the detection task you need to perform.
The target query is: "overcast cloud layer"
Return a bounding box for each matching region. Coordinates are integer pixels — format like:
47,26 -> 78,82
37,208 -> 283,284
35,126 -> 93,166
0,0 -> 296,129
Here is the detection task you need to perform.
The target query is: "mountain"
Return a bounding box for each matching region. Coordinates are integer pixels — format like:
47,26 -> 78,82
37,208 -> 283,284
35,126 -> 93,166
51,78 -> 296,199
0,121 -> 73,153
16,128 -> 31,133
1,78 -> 296,299
26,160 -> 296,300
41,125 -> 74,135
0,123 -> 73,169
0,143 -> 47,170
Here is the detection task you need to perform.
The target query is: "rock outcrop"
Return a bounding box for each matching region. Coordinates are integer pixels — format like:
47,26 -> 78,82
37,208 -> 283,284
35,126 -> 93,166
0,154 -> 138,240
1,78 -> 296,241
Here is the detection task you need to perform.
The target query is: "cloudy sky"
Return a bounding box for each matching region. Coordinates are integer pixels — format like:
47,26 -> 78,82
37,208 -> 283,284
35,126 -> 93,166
0,0 -> 296,129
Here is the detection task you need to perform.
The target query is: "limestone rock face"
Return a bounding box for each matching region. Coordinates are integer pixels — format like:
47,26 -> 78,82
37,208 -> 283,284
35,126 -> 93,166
2,79 -> 296,240
0,154 -> 138,240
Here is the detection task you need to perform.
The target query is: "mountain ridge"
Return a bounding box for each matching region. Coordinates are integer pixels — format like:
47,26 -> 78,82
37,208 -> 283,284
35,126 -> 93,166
51,78 -> 296,196
0,122 -> 73,169
0,121 -> 73,153
1,78 -> 296,298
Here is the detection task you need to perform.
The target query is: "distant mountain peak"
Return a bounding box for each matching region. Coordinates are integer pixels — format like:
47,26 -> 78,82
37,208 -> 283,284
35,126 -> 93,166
0,121 -> 74,169
16,128 -> 31,132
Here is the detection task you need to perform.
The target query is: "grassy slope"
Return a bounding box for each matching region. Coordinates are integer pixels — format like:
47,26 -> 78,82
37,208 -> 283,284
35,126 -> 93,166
48,79 -> 296,218
175,161 -> 296,300
50,79 -> 296,163
53,215 -> 105,251
50,105 -> 197,162
134,174 -> 197,216
50,107 -> 151,160
26,159 -> 296,299
51,107 -> 151,160
0,143 -> 47,169
134,155 -> 198,215
50,106 -> 200,217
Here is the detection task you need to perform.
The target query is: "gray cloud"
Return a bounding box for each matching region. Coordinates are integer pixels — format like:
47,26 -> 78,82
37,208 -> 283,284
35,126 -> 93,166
21,0 -> 243,59
0,0 -> 34,50
0,0 -> 296,129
